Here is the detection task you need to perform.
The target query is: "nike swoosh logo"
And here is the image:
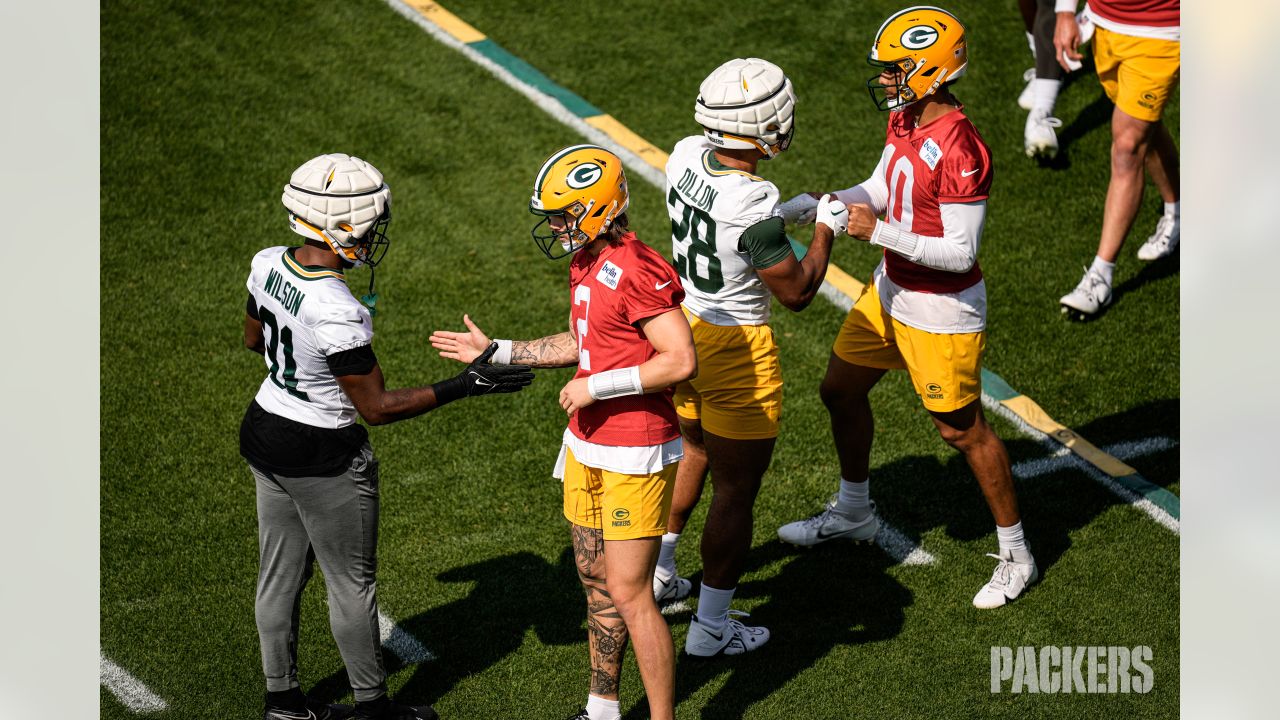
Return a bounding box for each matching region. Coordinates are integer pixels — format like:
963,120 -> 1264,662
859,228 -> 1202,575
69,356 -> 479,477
704,629 -> 723,642
267,710 -> 316,720
655,280 -> 673,290
349,317 -> 364,325
961,168 -> 979,177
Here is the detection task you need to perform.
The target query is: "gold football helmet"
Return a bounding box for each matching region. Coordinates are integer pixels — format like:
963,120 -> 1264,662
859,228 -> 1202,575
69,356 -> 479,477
529,145 -> 629,259
867,6 -> 968,111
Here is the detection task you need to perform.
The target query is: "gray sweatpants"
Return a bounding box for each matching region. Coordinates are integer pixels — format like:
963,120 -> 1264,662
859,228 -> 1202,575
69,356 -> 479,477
251,443 -> 387,701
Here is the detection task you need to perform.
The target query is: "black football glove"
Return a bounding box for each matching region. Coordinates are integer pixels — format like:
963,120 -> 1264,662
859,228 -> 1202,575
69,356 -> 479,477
432,342 -> 534,406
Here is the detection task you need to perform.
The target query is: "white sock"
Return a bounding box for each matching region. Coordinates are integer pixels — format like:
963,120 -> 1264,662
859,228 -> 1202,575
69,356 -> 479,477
586,694 -> 621,720
835,478 -> 871,520
996,522 -> 1034,565
1029,78 -> 1061,116
696,583 -> 735,630
1025,31 -> 1036,56
1090,256 -> 1115,286
654,531 -> 680,581
1164,200 -> 1180,218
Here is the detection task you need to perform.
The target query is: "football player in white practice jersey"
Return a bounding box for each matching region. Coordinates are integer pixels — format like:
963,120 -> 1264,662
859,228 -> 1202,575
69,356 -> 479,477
656,57 -> 851,657
776,7 -> 1040,609
242,153 -> 533,720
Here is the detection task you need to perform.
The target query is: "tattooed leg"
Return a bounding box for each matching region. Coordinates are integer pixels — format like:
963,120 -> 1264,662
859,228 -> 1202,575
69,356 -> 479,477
572,522 -> 628,700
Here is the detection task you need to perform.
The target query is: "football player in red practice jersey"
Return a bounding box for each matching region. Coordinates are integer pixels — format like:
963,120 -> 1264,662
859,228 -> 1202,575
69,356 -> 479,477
775,6 -> 1039,609
430,145 -> 696,720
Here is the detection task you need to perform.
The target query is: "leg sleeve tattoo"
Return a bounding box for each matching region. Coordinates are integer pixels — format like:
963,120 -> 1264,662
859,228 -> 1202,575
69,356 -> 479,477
572,523 -> 628,698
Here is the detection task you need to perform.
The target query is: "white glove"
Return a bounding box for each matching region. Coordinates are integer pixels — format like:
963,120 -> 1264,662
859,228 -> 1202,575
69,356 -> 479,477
778,193 -> 820,225
815,194 -> 849,238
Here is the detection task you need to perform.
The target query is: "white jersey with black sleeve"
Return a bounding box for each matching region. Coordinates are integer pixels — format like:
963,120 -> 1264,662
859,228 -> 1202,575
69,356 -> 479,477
246,246 -> 373,429
665,136 -> 792,326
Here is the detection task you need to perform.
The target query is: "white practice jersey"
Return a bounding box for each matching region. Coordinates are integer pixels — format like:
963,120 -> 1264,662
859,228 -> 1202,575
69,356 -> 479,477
665,135 -> 783,326
246,247 -> 373,429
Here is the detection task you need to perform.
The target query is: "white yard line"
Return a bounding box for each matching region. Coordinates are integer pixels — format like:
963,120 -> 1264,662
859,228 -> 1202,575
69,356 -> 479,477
100,653 -> 167,713
876,522 -> 938,566
379,609 -> 436,663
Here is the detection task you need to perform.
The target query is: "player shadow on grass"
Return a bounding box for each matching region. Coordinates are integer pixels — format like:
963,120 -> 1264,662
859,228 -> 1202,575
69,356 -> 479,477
308,550 -> 585,707
623,540 -> 912,720
859,397 -> 1179,579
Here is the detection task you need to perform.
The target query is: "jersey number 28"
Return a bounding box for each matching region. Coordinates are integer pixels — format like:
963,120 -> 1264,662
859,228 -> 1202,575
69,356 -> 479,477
668,188 -> 724,293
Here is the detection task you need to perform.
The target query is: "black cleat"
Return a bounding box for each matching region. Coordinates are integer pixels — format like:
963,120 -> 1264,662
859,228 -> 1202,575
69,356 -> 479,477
263,690 -> 353,720
563,710 -> 589,720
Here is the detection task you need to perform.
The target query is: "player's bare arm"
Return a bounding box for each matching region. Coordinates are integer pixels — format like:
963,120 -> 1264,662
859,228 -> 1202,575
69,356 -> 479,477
756,195 -> 848,311
430,314 -> 579,368
337,344 -> 534,425
558,308 -> 697,416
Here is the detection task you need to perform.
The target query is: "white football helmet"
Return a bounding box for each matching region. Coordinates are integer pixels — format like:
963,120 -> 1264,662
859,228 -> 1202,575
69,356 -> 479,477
694,58 -> 796,158
281,153 -> 392,266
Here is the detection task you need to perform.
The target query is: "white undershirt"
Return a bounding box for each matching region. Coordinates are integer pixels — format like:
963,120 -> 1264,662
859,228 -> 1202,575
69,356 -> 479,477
552,428 -> 683,477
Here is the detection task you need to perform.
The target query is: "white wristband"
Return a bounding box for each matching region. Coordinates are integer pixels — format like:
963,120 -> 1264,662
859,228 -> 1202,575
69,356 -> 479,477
587,366 -> 643,400
492,339 -> 513,365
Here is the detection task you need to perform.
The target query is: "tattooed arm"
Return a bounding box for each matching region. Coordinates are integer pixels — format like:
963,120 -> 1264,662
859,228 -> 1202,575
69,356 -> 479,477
510,332 -> 578,368
429,314 -> 579,368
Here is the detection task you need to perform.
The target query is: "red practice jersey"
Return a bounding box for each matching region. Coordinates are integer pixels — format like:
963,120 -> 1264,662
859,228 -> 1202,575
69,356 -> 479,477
880,106 -> 993,294
1090,0 -> 1179,28
567,232 -> 684,447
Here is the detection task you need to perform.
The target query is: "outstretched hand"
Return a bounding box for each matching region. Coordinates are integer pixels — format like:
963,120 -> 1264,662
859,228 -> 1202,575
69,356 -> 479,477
430,314 -> 492,364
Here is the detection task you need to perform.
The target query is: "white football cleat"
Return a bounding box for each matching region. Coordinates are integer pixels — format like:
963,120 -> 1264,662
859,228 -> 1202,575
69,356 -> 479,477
1137,212 -> 1179,261
1059,266 -> 1112,320
777,496 -> 880,547
972,549 -> 1039,609
685,611 -> 770,657
1017,68 -> 1036,111
653,572 -> 692,604
1024,111 -> 1063,159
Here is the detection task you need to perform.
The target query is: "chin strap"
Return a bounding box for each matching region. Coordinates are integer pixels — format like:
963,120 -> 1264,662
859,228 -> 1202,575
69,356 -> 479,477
360,266 -> 378,316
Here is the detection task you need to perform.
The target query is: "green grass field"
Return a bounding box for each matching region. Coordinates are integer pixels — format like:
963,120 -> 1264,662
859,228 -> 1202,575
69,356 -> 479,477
101,1 -> 1179,717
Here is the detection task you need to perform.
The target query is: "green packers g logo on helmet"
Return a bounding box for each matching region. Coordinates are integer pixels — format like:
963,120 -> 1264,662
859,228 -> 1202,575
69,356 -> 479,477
566,163 -> 603,189
901,25 -> 939,50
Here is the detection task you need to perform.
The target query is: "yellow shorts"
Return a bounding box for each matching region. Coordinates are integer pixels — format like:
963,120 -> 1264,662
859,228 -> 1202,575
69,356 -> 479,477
674,311 -> 782,440
831,283 -> 985,413
1094,27 -> 1180,123
561,447 -> 676,541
